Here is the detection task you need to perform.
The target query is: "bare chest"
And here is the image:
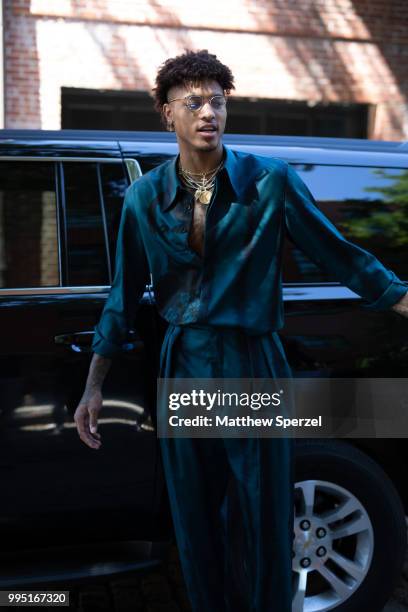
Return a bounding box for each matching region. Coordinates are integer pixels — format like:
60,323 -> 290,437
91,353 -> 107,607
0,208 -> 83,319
187,200 -> 208,257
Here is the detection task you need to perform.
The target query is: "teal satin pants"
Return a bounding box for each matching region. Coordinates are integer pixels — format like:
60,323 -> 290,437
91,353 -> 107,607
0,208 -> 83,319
158,324 -> 294,612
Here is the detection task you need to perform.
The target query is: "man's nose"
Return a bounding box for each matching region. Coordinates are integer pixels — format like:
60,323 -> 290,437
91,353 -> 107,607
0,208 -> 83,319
200,101 -> 216,119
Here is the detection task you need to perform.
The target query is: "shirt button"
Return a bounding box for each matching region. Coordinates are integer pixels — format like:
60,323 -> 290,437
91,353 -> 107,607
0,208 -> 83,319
185,203 -> 193,212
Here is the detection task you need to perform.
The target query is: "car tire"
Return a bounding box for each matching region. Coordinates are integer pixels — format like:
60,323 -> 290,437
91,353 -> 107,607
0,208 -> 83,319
228,439 -> 407,612
293,439 -> 407,612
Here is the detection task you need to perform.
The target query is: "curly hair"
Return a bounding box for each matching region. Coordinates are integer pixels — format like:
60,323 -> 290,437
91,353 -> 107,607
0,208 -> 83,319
152,49 -> 235,118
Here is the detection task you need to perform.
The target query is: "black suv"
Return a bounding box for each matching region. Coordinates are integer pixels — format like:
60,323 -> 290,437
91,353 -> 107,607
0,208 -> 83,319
0,129 -> 407,612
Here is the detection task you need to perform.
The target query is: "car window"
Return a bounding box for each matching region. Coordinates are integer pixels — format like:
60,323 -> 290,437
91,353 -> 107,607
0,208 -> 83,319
283,164 -> 408,283
0,161 -> 59,289
63,161 -> 130,287
64,162 -> 109,286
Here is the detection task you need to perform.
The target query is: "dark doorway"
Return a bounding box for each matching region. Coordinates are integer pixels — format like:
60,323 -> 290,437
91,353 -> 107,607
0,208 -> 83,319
61,87 -> 369,138
61,88 -> 163,131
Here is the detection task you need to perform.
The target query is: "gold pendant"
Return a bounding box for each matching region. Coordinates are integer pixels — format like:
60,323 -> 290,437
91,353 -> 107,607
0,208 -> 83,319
195,188 -> 212,204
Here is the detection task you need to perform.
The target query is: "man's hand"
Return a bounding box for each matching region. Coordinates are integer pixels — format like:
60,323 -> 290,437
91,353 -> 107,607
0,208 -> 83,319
391,291 -> 408,317
74,353 -> 112,449
74,387 -> 103,449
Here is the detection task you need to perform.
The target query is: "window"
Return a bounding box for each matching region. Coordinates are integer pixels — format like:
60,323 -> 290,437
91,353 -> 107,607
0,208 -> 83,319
283,165 -> 408,283
0,162 -> 59,289
63,161 -> 129,286
61,88 -> 368,138
224,99 -> 368,138
61,88 -> 162,131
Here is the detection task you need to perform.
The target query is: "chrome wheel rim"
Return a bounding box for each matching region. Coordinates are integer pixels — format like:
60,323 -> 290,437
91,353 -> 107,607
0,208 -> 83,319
292,479 -> 374,612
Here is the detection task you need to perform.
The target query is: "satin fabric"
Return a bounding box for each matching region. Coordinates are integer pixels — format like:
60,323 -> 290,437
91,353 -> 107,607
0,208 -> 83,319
92,146 -> 408,357
158,323 -> 294,612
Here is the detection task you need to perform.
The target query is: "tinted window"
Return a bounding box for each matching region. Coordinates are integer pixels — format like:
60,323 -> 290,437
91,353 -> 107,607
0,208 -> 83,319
64,161 -> 130,286
283,165 -> 408,283
0,161 -> 59,289
64,162 -> 109,286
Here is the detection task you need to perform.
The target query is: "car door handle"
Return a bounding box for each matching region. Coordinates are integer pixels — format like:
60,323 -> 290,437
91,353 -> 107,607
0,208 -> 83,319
54,331 -> 96,353
54,331 -> 144,354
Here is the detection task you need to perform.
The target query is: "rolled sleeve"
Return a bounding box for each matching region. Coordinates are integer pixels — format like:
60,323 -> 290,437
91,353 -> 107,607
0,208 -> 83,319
284,163 -> 408,312
361,271 -> 408,311
92,324 -> 126,358
91,184 -> 150,358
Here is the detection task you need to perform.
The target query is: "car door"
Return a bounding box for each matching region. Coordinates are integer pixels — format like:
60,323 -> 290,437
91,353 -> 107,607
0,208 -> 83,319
0,151 -> 159,552
280,158 -> 408,491
281,161 -> 408,378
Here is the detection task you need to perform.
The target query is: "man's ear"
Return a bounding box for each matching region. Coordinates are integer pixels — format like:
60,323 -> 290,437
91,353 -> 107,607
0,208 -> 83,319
162,103 -> 175,131
162,103 -> 172,129
162,103 -> 171,122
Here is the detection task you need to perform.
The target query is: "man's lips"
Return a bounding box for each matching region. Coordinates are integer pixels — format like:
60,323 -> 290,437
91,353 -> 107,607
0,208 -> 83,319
197,125 -> 218,133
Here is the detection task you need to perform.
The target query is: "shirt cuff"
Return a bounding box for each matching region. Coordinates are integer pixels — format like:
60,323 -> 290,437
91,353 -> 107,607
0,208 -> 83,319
361,272 -> 408,311
91,325 -> 123,358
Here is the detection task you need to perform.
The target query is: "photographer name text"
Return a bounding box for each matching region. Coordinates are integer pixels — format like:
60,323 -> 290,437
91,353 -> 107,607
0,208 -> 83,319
168,415 -> 322,429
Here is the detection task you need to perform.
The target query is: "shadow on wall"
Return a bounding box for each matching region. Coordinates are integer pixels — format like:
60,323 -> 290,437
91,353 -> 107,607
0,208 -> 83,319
69,0 -> 195,94
350,0 -> 407,137
250,0 -> 406,138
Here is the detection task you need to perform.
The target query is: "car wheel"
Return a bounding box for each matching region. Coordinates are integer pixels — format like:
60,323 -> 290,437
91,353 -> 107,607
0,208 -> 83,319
292,439 -> 407,612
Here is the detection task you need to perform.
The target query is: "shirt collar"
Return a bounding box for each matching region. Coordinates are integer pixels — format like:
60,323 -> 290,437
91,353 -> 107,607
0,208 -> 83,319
160,144 -> 242,212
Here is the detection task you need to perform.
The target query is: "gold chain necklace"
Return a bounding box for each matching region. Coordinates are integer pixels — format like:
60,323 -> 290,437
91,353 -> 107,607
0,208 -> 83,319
179,160 -> 224,204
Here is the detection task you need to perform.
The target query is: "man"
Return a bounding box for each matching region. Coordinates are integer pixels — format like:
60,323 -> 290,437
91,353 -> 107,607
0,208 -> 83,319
74,50 -> 408,612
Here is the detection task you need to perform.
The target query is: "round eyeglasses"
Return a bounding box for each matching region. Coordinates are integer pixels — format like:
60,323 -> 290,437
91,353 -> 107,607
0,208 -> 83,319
167,94 -> 227,112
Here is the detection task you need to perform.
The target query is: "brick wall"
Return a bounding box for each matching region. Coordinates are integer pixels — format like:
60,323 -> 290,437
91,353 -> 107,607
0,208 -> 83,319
4,0 -> 408,139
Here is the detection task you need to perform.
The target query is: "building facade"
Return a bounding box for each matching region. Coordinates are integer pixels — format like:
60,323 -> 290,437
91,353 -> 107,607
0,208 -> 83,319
3,0 -> 408,140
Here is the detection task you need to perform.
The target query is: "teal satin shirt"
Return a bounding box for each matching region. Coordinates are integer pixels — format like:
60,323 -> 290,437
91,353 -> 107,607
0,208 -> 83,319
92,145 -> 408,358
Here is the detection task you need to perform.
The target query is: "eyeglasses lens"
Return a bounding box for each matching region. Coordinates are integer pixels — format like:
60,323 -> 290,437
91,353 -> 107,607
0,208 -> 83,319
211,96 -> 226,110
187,96 -> 203,111
186,96 -> 226,111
